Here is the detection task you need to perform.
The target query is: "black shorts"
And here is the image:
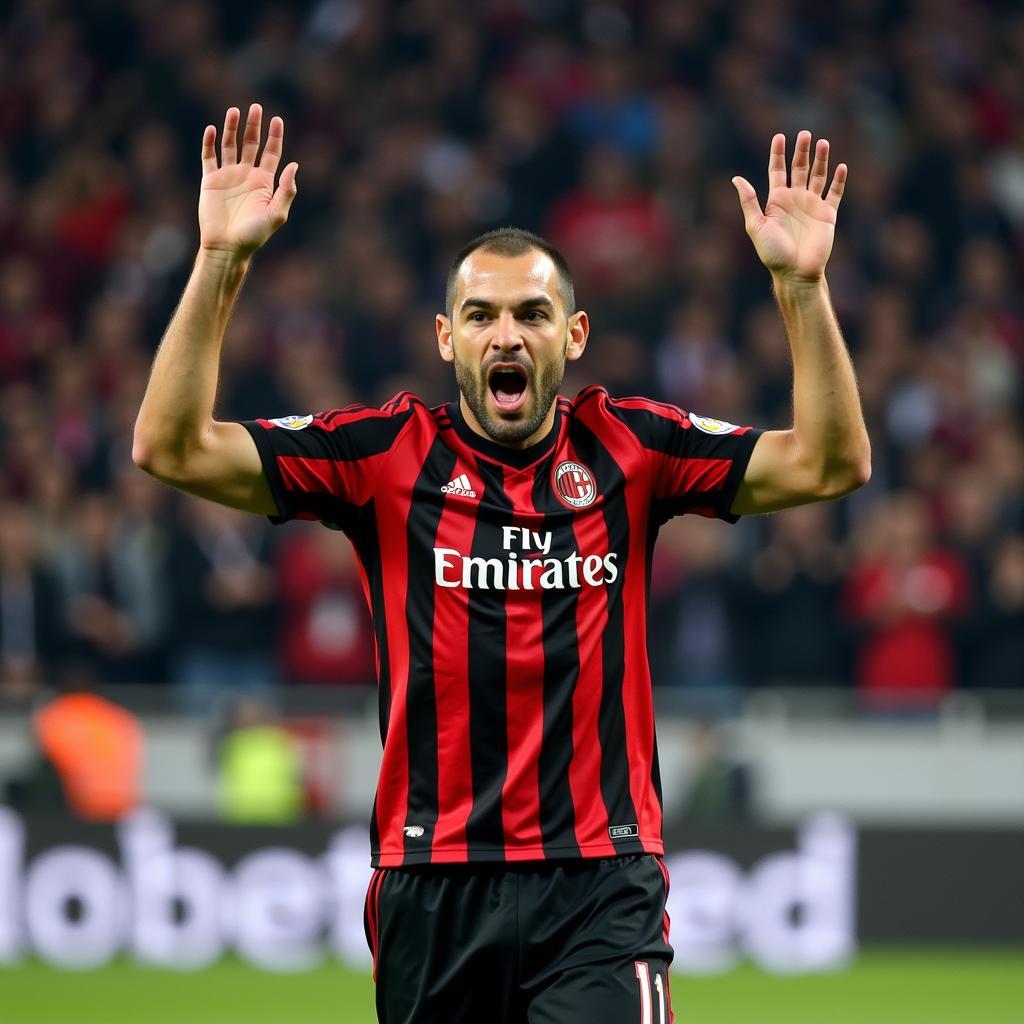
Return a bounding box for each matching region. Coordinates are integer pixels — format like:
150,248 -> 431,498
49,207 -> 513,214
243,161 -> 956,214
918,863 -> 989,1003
364,853 -> 674,1024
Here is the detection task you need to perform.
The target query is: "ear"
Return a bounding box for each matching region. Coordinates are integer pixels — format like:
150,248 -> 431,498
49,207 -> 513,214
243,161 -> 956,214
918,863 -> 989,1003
436,313 -> 454,363
565,310 -> 589,362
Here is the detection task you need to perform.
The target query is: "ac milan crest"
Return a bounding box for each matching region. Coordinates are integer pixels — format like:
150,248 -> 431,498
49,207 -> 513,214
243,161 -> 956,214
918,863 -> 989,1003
553,460 -> 598,509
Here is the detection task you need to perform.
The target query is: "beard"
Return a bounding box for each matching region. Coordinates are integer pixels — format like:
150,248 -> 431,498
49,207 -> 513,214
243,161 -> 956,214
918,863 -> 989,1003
455,350 -> 565,445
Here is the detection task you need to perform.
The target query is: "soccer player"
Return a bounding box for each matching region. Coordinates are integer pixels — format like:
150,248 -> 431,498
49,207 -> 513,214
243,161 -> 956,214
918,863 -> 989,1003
134,104 -> 870,1023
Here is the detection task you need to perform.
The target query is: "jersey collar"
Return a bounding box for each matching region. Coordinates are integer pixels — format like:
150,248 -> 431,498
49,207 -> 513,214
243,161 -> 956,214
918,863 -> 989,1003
447,398 -> 564,469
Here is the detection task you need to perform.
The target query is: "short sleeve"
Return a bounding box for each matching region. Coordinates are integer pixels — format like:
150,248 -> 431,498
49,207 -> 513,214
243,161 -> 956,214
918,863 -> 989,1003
240,393 -> 418,526
606,396 -> 764,523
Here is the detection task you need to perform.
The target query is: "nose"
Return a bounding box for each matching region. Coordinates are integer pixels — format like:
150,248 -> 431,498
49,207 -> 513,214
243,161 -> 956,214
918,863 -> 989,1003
492,311 -> 523,352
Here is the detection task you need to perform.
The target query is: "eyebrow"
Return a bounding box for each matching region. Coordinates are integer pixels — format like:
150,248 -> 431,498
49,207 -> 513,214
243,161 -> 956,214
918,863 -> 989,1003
460,295 -> 556,314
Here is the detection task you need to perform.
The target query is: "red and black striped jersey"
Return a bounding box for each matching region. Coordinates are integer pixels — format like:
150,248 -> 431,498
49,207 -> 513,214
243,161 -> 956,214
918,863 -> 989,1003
243,388 -> 762,867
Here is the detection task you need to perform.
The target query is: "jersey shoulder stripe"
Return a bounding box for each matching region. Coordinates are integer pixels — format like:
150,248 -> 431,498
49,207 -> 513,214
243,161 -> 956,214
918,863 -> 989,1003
586,392 -> 693,454
568,386 -> 764,522
242,392 -> 434,523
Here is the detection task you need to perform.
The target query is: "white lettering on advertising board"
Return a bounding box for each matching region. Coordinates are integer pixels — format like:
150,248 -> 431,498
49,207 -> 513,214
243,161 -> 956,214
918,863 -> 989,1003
0,808 -> 854,974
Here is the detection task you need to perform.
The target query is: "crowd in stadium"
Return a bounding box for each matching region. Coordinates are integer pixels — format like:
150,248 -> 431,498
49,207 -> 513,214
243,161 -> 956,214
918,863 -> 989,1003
0,0 -> 1021,708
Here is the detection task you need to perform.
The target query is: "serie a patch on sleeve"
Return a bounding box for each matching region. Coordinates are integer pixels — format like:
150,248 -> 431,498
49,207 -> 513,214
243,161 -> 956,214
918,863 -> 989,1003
689,413 -> 741,435
269,414 -> 314,430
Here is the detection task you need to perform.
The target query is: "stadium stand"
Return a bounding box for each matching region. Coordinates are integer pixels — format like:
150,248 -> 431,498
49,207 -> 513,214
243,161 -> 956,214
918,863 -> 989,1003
0,0 -> 1020,714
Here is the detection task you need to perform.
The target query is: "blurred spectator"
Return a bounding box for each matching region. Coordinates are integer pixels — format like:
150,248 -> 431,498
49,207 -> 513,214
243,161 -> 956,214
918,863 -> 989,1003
742,300 -> 793,424
978,416 -> 1024,530
217,696 -> 304,823
655,298 -> 736,411
2,189 -> 91,323
736,504 -> 848,688
484,81 -> 578,230
217,303 -> 288,420
0,501 -> 64,700
109,464 -> 172,680
649,516 -> 742,707
961,536 -> 1024,691
29,456 -> 77,562
679,720 -> 752,824
276,526 -> 375,686
169,498 -> 278,712
49,347 -> 104,481
843,493 -> 973,708
545,145 -> 674,300
340,255 -> 418,397
563,51 -> 660,158
0,255 -> 64,384
941,463 -> 1002,587
7,675 -> 144,821
51,148 -> 130,270
53,491 -> 165,685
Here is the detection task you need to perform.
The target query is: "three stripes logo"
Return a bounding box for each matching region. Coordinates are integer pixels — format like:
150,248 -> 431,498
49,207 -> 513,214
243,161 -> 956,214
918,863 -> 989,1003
441,472 -> 478,499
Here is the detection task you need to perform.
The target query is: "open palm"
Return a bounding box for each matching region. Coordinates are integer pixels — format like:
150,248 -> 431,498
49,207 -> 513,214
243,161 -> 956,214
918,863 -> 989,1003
199,104 -> 298,257
733,131 -> 847,282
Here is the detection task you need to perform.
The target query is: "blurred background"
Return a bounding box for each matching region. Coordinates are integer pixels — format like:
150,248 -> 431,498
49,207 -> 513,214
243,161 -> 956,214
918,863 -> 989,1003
0,0 -> 1021,1022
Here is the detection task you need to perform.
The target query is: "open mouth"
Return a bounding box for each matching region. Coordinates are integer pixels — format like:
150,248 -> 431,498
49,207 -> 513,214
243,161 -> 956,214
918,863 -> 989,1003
487,363 -> 529,414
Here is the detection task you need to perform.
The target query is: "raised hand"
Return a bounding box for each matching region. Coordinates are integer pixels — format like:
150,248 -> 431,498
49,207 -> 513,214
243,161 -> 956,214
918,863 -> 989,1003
198,103 -> 298,258
732,131 -> 846,283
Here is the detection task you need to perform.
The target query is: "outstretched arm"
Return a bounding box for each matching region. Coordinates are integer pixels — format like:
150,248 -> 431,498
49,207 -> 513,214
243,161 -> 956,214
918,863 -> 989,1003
729,131 -> 870,516
132,104 -> 298,513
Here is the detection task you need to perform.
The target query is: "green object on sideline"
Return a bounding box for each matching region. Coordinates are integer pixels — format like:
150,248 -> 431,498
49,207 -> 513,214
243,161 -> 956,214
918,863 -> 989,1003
220,725 -> 304,823
0,949 -> 1021,1024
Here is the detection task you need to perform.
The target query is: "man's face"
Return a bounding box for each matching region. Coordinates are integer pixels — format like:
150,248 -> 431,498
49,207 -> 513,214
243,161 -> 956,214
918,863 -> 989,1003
436,249 -> 588,447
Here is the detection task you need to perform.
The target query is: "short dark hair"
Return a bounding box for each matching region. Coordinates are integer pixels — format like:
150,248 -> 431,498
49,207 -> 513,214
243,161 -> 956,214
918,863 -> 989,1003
445,227 -> 575,318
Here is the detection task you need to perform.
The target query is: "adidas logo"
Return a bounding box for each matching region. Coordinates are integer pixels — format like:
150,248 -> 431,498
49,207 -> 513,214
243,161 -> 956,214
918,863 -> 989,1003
440,472 -> 478,498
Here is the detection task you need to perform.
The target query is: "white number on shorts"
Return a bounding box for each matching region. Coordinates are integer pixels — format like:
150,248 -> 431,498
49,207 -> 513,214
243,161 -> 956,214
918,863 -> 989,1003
634,962 -> 667,1024
634,962 -> 652,1024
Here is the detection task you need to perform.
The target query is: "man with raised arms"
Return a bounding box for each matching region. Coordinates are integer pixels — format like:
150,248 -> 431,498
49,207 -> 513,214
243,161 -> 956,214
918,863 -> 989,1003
134,103 -> 869,1024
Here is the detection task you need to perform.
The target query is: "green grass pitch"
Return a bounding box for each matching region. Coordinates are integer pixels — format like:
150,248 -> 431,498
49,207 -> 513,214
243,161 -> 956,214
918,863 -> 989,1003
2,949 -> 1021,1023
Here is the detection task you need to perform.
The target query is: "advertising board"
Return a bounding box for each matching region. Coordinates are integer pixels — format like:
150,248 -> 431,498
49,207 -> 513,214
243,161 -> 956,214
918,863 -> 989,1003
1,808 -> 1020,974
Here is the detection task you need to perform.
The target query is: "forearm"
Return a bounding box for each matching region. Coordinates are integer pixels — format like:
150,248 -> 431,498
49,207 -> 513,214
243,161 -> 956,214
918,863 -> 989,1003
773,273 -> 871,490
133,250 -> 250,472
